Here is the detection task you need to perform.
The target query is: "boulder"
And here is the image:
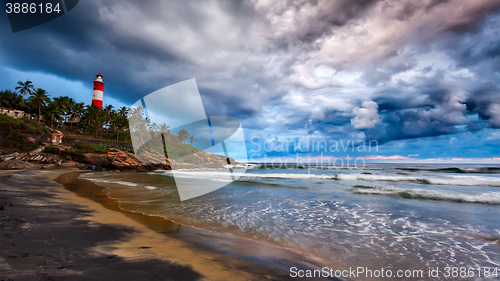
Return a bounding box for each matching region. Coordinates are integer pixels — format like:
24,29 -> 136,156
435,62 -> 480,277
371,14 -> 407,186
82,153 -> 111,167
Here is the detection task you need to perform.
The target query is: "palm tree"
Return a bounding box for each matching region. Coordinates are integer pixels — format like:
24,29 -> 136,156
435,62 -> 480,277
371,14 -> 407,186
55,96 -> 73,114
118,106 -> 128,118
52,96 -> 71,127
70,102 -> 85,129
128,106 -> 149,144
25,96 -> 38,118
177,129 -> 190,143
159,123 -> 170,135
0,90 -> 15,108
114,106 -> 129,140
189,135 -> 196,145
101,104 -> 115,139
13,93 -> 26,111
150,122 -> 159,134
45,102 -> 64,128
15,80 -> 34,96
80,104 -> 105,138
29,88 -> 50,121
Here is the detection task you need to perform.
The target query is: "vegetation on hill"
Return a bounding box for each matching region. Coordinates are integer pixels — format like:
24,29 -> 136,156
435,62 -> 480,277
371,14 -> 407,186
44,142 -> 134,155
0,114 -> 49,135
1,80 -> 202,159
1,81 -> 130,141
0,131 -> 39,154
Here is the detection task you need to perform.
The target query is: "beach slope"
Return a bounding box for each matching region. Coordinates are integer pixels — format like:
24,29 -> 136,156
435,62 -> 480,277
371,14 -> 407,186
0,170 -> 326,281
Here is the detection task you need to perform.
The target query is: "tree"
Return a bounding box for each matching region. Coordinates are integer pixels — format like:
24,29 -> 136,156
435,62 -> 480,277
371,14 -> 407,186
150,122 -> 159,134
69,102 -> 85,129
189,135 -> 195,145
29,88 -> 50,121
159,123 -> 170,135
112,106 -> 129,141
118,106 -> 128,118
128,106 -> 150,144
100,104 -> 115,139
0,90 -> 15,108
80,104 -> 104,138
45,102 -> 64,128
15,80 -> 34,96
52,96 -> 73,127
177,129 -> 190,143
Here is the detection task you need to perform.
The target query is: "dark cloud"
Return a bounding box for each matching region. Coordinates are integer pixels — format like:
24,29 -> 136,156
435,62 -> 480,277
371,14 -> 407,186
438,0 -> 500,34
261,0 -> 381,46
1,0 -> 499,158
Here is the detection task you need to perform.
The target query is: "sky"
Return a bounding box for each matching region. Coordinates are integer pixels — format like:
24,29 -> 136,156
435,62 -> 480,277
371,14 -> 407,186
1,0 -> 499,162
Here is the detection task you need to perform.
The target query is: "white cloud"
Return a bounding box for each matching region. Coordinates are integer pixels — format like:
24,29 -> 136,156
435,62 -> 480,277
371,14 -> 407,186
351,100 -> 380,129
485,103 -> 500,127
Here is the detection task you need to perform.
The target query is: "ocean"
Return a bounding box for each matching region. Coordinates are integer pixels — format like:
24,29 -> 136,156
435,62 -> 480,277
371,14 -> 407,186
79,164 -> 500,279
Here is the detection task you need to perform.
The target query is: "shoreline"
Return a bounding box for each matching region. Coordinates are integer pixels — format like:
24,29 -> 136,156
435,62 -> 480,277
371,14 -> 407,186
1,170 -> 338,280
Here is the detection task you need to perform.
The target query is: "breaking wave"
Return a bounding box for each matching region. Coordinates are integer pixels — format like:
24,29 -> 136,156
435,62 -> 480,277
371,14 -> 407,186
351,185 -> 500,205
335,173 -> 500,187
397,167 -> 500,174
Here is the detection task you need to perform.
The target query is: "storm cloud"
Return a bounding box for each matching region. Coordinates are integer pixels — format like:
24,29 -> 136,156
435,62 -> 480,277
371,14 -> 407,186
1,0 -> 499,159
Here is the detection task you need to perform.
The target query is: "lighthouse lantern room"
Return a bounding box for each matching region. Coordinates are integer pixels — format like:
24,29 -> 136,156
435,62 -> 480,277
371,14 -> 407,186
92,73 -> 105,108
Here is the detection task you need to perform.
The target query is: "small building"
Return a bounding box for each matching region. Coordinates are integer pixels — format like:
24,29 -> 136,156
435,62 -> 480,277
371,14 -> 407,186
52,133 -> 63,144
0,107 -> 24,119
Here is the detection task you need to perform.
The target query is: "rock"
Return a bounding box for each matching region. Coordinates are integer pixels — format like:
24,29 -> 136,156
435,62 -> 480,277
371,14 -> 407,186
82,153 -> 111,167
0,159 -> 41,170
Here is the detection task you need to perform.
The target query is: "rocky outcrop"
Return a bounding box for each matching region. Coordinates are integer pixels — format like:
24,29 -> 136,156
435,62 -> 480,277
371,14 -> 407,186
80,149 -> 168,171
0,150 -> 86,170
0,146 -> 228,171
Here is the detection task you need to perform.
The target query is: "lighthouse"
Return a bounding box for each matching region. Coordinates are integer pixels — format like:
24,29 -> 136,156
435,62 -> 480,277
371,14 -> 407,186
91,73 -> 105,108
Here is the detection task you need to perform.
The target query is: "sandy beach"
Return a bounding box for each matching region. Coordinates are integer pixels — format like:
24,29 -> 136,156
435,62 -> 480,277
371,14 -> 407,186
0,170 -> 331,281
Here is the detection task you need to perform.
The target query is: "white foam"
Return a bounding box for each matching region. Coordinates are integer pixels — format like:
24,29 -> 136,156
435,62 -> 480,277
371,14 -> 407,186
337,174 -> 500,187
79,174 -> 139,187
352,186 -> 500,204
223,164 -> 259,169
157,170 -> 333,180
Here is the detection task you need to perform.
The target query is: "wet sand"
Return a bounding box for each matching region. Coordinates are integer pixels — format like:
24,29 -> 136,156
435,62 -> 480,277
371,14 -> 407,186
0,170 -> 336,280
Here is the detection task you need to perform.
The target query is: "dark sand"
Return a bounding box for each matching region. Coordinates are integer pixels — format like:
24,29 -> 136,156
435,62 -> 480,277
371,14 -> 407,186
0,170 -> 338,281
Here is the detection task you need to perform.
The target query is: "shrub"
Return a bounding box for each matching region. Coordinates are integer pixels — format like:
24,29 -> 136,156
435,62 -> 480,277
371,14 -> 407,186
0,115 -> 49,135
43,146 -> 59,154
0,131 -> 39,153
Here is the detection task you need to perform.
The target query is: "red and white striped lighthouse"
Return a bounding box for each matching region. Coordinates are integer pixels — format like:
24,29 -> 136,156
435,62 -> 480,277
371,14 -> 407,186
91,73 -> 105,108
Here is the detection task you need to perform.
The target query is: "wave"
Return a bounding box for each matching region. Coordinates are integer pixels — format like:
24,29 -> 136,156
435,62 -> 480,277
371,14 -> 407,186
397,167 -> 500,174
80,174 -> 154,189
86,170 -> 500,188
351,185 -> 500,205
334,174 -> 500,187
236,180 -> 310,189
81,177 -> 139,187
158,170 -> 500,186
156,170 -> 335,180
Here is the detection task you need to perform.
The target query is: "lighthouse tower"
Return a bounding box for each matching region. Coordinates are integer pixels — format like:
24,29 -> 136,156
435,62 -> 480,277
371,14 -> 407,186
91,73 -> 105,108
